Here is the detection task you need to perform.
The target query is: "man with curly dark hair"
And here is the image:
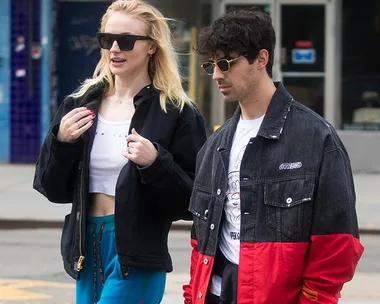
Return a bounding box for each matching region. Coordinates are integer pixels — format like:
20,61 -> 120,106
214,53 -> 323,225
183,7 -> 364,304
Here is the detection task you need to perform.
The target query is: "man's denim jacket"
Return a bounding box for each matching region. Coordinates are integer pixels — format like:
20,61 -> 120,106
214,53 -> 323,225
184,82 -> 364,304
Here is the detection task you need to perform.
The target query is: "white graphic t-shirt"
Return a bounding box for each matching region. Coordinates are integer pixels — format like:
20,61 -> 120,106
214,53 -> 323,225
209,114 -> 264,297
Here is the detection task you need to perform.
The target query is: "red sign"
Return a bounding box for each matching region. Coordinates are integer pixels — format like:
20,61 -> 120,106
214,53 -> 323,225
295,40 -> 313,48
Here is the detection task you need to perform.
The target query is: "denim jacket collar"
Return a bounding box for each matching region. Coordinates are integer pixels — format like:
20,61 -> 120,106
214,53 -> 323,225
258,82 -> 293,139
219,82 -> 293,151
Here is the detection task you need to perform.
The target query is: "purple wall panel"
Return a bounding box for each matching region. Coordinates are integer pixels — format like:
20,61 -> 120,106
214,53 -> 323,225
11,0 -> 41,163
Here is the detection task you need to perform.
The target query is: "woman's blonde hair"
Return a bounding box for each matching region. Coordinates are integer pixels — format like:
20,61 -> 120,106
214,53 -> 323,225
70,0 -> 191,111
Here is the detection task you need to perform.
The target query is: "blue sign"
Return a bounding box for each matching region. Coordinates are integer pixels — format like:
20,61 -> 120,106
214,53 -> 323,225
292,48 -> 316,64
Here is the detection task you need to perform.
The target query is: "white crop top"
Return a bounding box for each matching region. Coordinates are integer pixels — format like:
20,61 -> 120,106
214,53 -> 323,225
89,115 -> 131,196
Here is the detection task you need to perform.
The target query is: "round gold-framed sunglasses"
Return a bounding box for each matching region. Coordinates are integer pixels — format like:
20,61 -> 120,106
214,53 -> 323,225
201,55 -> 246,75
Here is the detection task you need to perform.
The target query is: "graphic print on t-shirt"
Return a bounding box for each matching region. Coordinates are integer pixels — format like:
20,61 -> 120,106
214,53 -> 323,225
225,144 -> 246,239
226,171 -> 241,240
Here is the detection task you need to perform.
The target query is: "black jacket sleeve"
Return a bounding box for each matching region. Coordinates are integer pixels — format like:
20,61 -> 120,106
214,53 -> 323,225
138,111 -> 207,220
33,97 -> 83,203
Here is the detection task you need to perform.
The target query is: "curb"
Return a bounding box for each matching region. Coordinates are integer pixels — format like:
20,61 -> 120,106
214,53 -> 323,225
0,218 -> 192,231
0,219 -> 63,230
0,218 -> 379,234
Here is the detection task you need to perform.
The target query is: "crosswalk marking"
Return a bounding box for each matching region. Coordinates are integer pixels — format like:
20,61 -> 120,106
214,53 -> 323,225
0,279 -> 73,301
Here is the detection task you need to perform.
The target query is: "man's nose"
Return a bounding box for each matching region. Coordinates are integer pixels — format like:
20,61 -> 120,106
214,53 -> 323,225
212,65 -> 225,81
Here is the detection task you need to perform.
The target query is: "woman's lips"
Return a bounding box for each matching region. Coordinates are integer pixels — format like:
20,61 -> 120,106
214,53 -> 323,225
111,58 -> 126,67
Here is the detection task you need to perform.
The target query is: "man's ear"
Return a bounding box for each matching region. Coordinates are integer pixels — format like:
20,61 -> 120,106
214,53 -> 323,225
256,49 -> 269,71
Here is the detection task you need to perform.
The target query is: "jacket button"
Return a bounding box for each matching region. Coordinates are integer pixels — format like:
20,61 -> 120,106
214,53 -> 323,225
204,258 -> 209,264
210,223 -> 215,230
216,189 -> 221,195
198,292 -> 203,299
286,197 -> 292,204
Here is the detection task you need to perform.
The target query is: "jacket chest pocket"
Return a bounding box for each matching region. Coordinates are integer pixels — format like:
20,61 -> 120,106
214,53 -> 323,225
189,185 -> 215,248
264,175 -> 315,240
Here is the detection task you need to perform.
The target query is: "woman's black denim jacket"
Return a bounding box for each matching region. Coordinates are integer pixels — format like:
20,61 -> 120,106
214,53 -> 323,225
33,83 -> 207,280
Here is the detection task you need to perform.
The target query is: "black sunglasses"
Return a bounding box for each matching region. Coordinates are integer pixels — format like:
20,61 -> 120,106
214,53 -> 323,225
201,56 -> 246,75
96,33 -> 151,51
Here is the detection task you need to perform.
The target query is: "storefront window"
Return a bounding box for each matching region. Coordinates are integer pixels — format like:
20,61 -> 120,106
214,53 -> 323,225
170,4 -> 212,130
172,23 -> 191,91
341,0 -> 380,131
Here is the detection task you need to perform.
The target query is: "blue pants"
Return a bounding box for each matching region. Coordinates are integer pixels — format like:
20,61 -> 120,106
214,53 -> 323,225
76,215 -> 166,304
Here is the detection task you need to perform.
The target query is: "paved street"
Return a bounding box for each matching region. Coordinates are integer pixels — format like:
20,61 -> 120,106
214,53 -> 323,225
0,229 -> 191,303
0,229 -> 379,303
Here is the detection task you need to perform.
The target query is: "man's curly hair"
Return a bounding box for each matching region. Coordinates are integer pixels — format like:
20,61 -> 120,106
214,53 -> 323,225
196,7 -> 276,77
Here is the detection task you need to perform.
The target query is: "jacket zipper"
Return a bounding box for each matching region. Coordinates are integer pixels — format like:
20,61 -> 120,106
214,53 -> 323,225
76,103 -> 98,272
76,156 -> 86,271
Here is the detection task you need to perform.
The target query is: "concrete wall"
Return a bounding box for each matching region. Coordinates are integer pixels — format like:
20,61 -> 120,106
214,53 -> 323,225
338,131 -> 380,173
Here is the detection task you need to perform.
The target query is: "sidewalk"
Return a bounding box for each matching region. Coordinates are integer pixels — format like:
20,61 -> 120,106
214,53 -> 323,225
0,164 -> 379,232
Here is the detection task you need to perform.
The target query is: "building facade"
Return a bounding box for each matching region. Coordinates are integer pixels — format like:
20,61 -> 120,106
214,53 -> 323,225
0,0 -> 379,171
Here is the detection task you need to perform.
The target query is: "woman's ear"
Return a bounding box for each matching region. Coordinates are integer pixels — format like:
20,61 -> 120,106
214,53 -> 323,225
148,42 -> 157,57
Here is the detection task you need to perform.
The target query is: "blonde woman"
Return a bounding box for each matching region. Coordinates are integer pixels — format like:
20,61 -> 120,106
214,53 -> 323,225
33,0 -> 207,303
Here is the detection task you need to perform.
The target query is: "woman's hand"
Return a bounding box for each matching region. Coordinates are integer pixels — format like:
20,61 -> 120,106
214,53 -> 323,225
57,107 -> 95,143
123,128 -> 158,167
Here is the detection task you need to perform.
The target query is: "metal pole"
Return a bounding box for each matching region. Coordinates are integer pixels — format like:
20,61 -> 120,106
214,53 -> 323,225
0,0 -> 11,162
325,0 -> 341,128
40,0 -> 52,142
188,26 -> 197,102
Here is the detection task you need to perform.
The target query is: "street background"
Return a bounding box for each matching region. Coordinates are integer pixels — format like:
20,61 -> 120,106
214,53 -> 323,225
1,0 -> 380,302
0,164 -> 379,303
